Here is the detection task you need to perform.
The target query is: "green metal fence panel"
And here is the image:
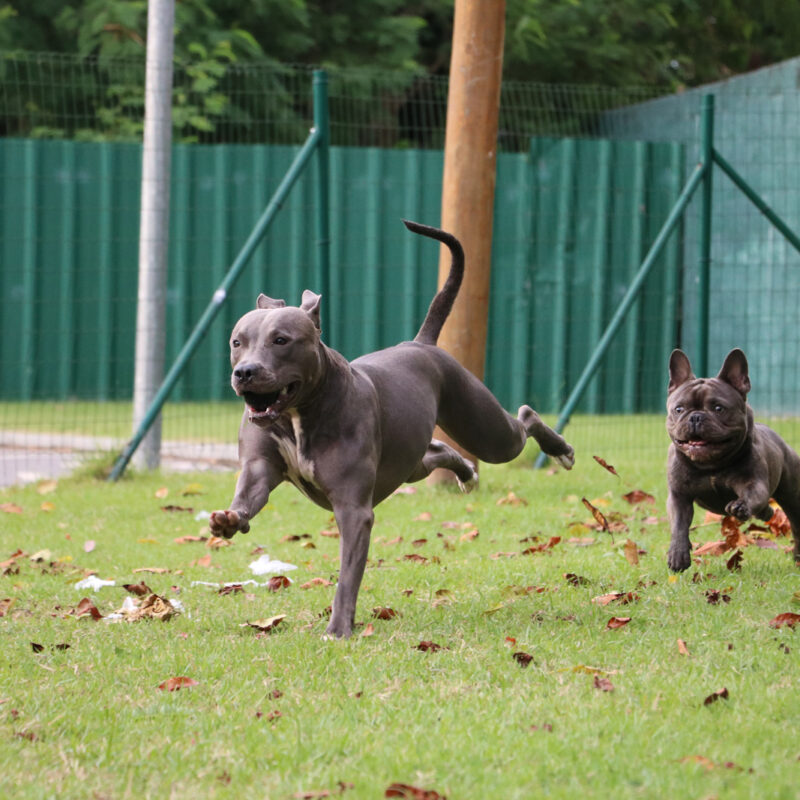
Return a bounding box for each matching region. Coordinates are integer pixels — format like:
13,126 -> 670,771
0,136 -> 683,412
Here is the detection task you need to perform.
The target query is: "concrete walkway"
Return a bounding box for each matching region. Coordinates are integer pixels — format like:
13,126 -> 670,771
0,431 -> 237,487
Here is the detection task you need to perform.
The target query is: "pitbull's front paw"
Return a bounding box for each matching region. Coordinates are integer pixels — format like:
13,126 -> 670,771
725,499 -> 752,521
667,543 -> 692,572
209,509 -> 250,538
553,443 -> 575,471
324,619 -> 353,639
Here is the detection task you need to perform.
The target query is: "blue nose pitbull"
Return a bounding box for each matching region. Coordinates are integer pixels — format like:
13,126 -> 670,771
210,221 -> 575,638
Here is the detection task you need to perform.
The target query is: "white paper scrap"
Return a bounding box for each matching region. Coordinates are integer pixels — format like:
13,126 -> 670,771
248,554 -> 298,575
74,576 -> 116,592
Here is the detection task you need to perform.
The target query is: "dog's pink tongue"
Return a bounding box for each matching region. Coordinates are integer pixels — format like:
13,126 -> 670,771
688,439 -> 707,446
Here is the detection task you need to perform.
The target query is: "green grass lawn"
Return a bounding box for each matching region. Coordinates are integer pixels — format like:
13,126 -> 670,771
1,418 -> 799,799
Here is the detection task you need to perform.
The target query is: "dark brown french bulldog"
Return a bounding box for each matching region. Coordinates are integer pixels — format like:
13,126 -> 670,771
665,348 -> 800,571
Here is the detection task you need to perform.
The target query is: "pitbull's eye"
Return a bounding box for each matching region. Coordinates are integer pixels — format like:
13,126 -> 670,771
273,336 -> 288,346
231,339 -> 241,348
674,406 -> 684,415
714,404 -> 724,413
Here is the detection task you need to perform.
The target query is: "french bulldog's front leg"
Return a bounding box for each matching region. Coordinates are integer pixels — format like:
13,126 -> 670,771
667,490 -> 695,572
209,458 -> 279,539
724,479 -> 771,522
326,503 -> 375,639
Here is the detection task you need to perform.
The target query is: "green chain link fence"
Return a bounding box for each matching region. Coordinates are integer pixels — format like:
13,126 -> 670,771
2,52 -> 800,484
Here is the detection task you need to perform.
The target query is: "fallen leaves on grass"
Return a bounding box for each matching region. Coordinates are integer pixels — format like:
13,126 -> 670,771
300,578 -> 333,589
241,615 -> 286,634
593,675 -> 615,692
158,676 -> 199,692
293,782 -> 354,799
704,589 -> 731,605
0,549 -> 24,575
69,597 -> 103,621
0,503 -> 23,514
459,528 -> 479,542
522,536 -> 561,555
605,616 -> 632,630
769,612 -> 800,629
132,567 -> 170,574
593,455 -> 619,477
372,607 -> 399,620
113,594 -> 180,622
385,784 -> 446,799
623,539 -> 640,565
360,623 -> 375,637
161,505 -> 194,513
564,573 -> 589,586
592,591 -> 639,606
174,535 -> 207,544
404,554 -> 428,564
678,755 -> 751,772
496,491 -> 527,506
767,506 -> 791,536
622,489 -> 655,504
31,642 -> 70,653
413,512 -> 432,522
512,651 -> 534,667
122,581 -> 152,596
416,641 -> 443,652
677,639 -> 691,656
265,575 -> 292,591
726,549 -> 744,571
703,687 -> 729,706
0,598 -> 15,617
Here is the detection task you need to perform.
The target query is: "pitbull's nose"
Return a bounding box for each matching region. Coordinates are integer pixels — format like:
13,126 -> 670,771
234,363 -> 257,383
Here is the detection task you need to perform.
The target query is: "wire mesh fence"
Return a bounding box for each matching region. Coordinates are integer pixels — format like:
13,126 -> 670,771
2,51 -> 800,486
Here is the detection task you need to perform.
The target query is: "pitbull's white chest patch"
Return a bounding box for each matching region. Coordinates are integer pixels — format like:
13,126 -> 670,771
272,411 -> 318,497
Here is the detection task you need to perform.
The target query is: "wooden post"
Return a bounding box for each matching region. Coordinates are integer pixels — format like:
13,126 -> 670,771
430,0 -> 505,482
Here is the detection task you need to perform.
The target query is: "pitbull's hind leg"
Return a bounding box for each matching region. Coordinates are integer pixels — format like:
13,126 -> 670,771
406,439 -> 478,492
518,405 -> 575,469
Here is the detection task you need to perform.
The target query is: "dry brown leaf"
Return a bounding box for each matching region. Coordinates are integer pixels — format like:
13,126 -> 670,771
372,607 -> 399,620
158,676 -> 199,692
360,623 -> 375,637
319,529 -> 340,538
592,591 -> 639,606
416,640 -> 443,652
593,675 -> 615,692
623,539 -> 640,566
155,487 -> 169,499
459,528 -> 479,542
174,535 -> 207,544
703,687 -> 729,706
192,554 -> 213,568
581,498 -> 610,535
242,615 -> 286,633
726,549 -> 744,572
769,612 -> 800,629
512,651 -> 534,667
496,491 -> 528,506
70,597 -> 103,621
606,616 -> 631,630
488,551 -> 517,559
121,593 -> 178,622
266,575 -> 291,591
677,638 -> 690,656
693,540 -> 730,557
40,501 -> 56,512
122,581 -> 152,597
622,489 -> 655,504
593,455 -> 619,477
767,506 -> 791,536
564,573 -> 589,586
207,536 -> 232,549
300,577 -> 333,589
0,503 -> 23,514
0,598 -> 16,617
413,512 -> 433,522
384,783 -> 446,799
132,567 -> 170,574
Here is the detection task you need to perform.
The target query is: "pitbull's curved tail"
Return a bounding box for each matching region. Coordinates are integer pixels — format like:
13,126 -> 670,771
403,219 -> 464,346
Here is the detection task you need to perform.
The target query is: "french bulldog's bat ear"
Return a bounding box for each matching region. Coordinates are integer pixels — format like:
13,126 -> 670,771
668,349 -> 695,394
301,290 -> 322,331
256,293 -> 286,310
717,348 -> 751,397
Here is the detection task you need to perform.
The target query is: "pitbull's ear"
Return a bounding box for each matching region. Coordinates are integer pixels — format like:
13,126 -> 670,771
717,348 -> 751,397
256,293 -> 286,310
301,290 -> 322,331
668,349 -> 695,394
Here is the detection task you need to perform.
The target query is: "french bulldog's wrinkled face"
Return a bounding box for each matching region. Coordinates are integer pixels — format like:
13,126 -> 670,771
666,349 -> 752,466
229,291 -> 323,426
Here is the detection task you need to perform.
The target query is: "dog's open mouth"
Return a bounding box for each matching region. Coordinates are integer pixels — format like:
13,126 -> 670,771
243,382 -> 300,422
674,436 -> 730,459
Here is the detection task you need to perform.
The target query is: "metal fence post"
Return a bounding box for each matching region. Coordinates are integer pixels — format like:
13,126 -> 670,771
313,70 -> 331,304
697,94 -> 715,376
131,0 -> 175,471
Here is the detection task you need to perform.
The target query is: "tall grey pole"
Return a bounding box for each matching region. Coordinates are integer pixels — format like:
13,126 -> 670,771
132,0 -> 175,470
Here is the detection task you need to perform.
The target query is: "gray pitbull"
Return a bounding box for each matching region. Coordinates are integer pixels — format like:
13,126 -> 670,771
666,348 -> 800,571
210,220 -> 575,637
